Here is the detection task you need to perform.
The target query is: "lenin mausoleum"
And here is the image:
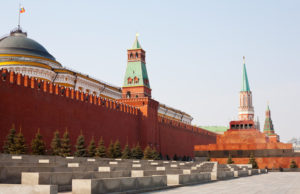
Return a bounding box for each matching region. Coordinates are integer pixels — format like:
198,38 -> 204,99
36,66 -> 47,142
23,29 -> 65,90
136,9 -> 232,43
0,28 -> 216,159
194,57 -> 300,168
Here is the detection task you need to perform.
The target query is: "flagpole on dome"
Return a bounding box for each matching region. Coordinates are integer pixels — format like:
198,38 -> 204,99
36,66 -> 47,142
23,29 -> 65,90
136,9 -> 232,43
18,3 -> 21,29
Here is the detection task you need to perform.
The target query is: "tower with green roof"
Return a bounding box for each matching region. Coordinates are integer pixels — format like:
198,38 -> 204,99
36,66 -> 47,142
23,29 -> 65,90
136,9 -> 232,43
122,34 -> 151,99
238,56 -> 254,121
263,104 -> 279,142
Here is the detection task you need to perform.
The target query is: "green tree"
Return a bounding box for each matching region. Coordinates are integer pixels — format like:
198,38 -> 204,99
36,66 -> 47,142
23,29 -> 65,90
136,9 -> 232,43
290,160 -> 298,168
87,137 -> 96,157
121,143 -> 131,159
135,143 -> 143,159
143,145 -> 153,159
248,153 -> 258,169
95,137 -> 106,158
227,154 -> 234,164
31,129 -> 46,155
106,141 -> 115,158
173,154 -> 178,161
50,130 -> 61,155
113,140 -> 122,158
60,129 -> 71,157
74,133 -> 86,157
3,124 -> 16,154
151,148 -> 160,160
14,128 -> 27,154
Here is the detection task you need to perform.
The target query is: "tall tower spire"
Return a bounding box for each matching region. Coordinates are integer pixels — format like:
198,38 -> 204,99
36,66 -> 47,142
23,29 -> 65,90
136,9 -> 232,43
122,34 -> 151,99
238,56 -> 254,120
263,104 -> 279,142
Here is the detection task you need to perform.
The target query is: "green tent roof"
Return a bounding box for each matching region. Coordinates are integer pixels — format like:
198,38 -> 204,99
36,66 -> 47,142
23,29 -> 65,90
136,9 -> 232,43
199,126 -> 228,133
131,37 -> 142,49
241,62 -> 250,92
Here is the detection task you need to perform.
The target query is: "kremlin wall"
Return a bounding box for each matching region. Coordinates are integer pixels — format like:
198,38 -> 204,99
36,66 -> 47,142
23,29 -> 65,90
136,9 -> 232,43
0,28 -> 216,158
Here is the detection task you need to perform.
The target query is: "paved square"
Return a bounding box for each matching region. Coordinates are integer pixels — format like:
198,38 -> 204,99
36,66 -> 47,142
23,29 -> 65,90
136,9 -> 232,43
148,172 -> 300,194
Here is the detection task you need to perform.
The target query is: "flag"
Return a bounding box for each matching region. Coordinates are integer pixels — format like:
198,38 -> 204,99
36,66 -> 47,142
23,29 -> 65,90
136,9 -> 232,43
20,7 -> 25,13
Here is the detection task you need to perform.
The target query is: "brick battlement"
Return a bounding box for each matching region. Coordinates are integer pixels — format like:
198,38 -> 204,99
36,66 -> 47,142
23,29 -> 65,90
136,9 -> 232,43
158,116 -> 216,137
0,69 -> 140,116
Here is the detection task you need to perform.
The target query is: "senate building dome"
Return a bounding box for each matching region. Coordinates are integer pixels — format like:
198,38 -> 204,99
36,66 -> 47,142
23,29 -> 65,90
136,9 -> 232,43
0,29 -> 56,61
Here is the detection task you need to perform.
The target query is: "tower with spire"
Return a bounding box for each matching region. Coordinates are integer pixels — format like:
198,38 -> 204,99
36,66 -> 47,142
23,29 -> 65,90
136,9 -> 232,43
122,34 -> 151,99
238,56 -> 254,121
263,104 -> 279,142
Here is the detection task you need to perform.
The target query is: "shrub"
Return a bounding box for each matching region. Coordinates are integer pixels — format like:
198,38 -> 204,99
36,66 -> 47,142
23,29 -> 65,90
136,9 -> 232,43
50,130 -> 61,155
14,128 -> 27,154
227,154 -> 234,164
31,129 -> 46,155
60,129 -> 71,157
95,137 -> 106,158
3,124 -> 16,154
143,145 -> 152,159
74,133 -> 86,157
290,160 -> 298,169
121,143 -> 131,159
106,141 -> 115,158
248,153 -> 258,169
113,140 -> 122,158
87,137 -> 96,157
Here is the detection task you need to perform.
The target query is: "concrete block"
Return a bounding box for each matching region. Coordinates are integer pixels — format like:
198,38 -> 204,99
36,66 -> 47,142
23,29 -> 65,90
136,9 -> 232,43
156,167 -> 165,171
98,167 -> 110,172
109,161 -> 118,165
22,172 -> 39,185
68,163 -> 79,167
171,161 -> 177,163
132,164 -> 141,168
179,163 -> 185,166
248,170 -> 252,175
0,184 -> 57,194
72,179 -> 91,194
131,170 -> 144,177
148,160 -> 154,162
38,159 -> 49,164
163,161 -> 169,164
115,158 -> 122,161
183,170 -> 191,174
151,162 -> 158,166
133,160 -> 140,163
171,164 -> 178,168
12,156 -> 22,160
234,171 -> 238,177
87,159 -> 95,162
167,174 -> 179,185
258,169 -> 261,173
191,167 -> 197,170
211,172 -> 217,180
66,157 -> 74,159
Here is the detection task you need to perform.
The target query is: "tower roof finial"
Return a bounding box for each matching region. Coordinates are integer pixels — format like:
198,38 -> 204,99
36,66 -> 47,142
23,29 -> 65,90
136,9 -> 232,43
131,33 -> 142,49
243,56 -> 245,64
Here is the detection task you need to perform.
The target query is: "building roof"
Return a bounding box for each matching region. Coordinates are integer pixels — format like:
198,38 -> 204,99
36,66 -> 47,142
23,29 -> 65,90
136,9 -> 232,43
199,126 -> 228,133
131,36 -> 142,49
241,58 -> 250,92
0,29 -> 56,61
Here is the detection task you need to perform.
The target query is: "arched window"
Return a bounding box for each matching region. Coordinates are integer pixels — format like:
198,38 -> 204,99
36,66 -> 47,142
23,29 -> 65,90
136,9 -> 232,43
130,53 -> 133,58
136,52 -> 138,58
134,76 -> 139,84
127,77 -> 133,84
126,91 -> 131,98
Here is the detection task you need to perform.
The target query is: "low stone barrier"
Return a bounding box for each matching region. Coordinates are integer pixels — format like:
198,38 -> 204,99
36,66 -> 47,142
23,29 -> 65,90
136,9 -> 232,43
0,184 -> 57,194
167,173 -> 211,186
72,176 -> 167,194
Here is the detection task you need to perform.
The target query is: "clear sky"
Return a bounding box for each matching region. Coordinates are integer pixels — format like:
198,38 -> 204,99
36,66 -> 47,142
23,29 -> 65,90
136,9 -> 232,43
1,0 -> 299,142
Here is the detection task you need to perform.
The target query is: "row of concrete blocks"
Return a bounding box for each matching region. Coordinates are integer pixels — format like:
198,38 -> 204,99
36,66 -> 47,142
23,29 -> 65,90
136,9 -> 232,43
8,169 -> 267,194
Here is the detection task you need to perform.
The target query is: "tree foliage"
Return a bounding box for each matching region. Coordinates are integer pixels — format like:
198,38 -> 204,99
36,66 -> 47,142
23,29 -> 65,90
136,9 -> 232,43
151,148 -> 160,160
113,140 -> 122,158
121,143 -> 131,159
74,133 -> 86,157
14,129 -> 27,154
3,124 -> 16,154
143,145 -> 152,159
131,143 -> 143,159
31,129 -> 46,155
50,130 -> 61,155
290,160 -> 298,169
106,141 -> 115,158
248,153 -> 258,169
227,154 -> 234,164
60,129 -> 71,157
95,137 -> 106,158
87,137 -> 96,157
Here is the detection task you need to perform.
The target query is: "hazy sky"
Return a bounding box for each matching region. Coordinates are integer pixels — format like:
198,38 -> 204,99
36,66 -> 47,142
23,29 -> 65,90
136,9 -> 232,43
1,1 -> 299,142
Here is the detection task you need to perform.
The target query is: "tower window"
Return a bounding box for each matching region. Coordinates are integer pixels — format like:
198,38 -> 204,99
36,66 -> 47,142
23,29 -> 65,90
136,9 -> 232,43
126,91 -> 131,98
136,52 -> 138,58
130,53 -> 133,59
134,76 -> 139,84
127,77 -> 133,84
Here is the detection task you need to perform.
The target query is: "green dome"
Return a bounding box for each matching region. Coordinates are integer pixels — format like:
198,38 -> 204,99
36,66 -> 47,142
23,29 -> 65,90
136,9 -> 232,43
0,29 -> 56,61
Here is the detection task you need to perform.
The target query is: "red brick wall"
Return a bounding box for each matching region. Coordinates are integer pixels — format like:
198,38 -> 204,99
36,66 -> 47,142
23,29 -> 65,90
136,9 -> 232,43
0,70 -> 216,157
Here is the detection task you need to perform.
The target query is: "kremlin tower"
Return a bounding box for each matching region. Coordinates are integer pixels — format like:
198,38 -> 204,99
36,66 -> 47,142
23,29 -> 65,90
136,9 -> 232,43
263,105 -> 279,142
122,34 -> 151,99
238,56 -> 254,121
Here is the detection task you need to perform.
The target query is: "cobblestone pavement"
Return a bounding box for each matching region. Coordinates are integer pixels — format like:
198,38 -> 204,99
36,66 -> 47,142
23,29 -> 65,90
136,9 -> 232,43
147,172 -> 300,194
